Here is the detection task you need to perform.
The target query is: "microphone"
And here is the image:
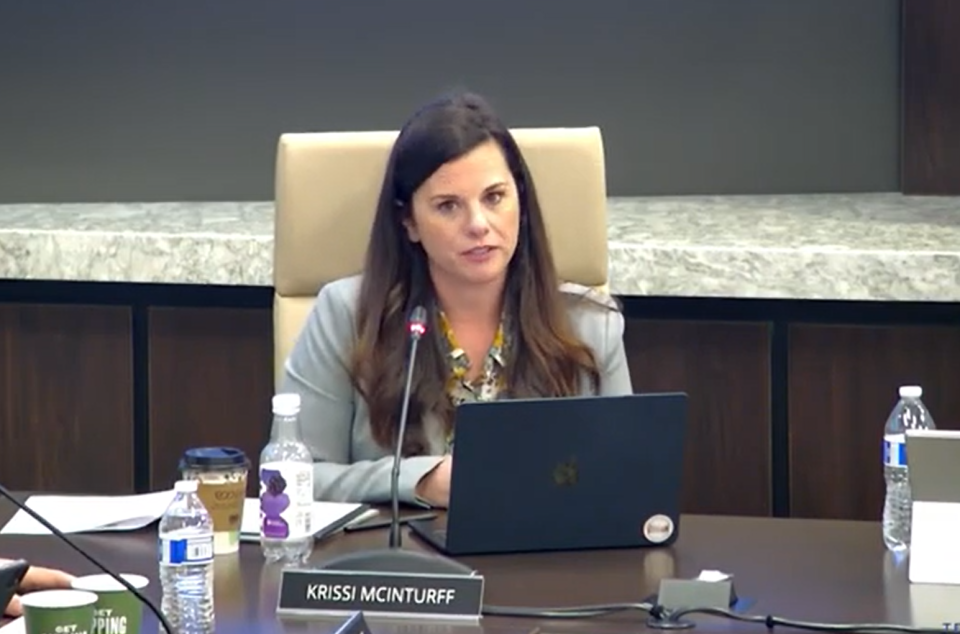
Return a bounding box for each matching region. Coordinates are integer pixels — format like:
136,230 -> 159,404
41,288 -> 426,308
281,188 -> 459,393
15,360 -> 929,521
389,304 -> 428,549
311,305 -> 471,576
0,483 -> 175,634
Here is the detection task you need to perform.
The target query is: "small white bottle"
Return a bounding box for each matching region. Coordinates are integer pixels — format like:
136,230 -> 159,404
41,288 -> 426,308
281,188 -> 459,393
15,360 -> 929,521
158,479 -> 215,633
259,393 -> 314,563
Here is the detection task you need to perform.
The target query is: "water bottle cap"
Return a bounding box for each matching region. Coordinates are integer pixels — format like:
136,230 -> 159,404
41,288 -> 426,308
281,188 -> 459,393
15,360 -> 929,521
174,479 -> 199,493
272,393 -> 301,416
899,385 -> 922,398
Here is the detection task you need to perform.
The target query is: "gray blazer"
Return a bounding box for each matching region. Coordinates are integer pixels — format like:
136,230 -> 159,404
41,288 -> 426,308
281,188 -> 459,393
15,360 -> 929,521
279,274 -> 633,505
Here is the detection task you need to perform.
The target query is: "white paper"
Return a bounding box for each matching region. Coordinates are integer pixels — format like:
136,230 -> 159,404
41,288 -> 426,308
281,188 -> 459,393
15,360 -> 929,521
0,617 -> 24,634
697,569 -> 732,582
0,491 -> 177,535
908,583 -> 960,628
0,492 -> 371,541
909,500 -> 960,585
239,498 -> 371,540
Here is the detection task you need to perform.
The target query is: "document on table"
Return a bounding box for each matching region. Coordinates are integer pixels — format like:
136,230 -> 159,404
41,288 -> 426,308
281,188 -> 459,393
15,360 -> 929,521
239,498 -> 375,542
0,490 -> 177,535
0,491 -> 375,541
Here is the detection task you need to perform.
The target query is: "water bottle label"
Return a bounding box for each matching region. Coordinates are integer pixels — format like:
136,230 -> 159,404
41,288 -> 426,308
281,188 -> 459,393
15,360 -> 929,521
260,462 -> 314,541
884,435 -> 907,467
159,535 -> 214,565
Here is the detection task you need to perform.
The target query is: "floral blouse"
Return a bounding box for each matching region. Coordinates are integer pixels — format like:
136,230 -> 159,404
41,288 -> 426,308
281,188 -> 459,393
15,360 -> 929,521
437,310 -> 509,450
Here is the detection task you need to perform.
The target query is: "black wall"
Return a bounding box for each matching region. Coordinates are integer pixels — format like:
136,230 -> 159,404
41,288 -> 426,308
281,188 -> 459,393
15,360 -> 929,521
0,0 -> 900,203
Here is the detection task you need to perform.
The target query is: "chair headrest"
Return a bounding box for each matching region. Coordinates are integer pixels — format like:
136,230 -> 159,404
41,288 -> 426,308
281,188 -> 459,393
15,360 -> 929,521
273,126 -> 609,297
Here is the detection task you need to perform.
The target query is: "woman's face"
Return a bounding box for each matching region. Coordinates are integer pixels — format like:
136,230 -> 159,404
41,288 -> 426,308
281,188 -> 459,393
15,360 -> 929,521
403,139 -> 521,293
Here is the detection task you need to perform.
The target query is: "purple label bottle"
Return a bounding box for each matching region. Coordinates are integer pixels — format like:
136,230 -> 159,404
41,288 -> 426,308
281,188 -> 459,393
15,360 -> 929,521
259,393 -> 315,563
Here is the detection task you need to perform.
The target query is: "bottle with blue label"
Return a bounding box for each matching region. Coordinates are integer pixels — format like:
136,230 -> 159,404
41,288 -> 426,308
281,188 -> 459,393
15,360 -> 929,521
159,479 -> 215,633
882,385 -> 935,552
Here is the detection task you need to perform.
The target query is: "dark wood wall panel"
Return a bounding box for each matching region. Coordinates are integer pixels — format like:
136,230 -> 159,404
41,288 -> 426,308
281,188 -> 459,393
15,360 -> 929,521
901,0 -> 960,194
623,319 -> 772,517
0,304 -> 134,493
147,307 -> 274,496
788,324 -> 960,521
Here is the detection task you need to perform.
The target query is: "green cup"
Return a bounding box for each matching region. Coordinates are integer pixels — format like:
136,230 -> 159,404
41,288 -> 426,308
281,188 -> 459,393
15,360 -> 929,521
69,574 -> 149,634
19,589 -> 98,634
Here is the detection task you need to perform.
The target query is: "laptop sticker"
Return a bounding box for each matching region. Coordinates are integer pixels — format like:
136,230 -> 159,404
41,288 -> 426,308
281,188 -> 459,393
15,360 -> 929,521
643,514 -> 674,543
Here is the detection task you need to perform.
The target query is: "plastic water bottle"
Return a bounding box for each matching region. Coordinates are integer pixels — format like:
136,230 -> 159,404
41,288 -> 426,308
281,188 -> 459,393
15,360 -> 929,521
882,385 -> 936,552
159,479 -> 215,633
259,393 -> 314,563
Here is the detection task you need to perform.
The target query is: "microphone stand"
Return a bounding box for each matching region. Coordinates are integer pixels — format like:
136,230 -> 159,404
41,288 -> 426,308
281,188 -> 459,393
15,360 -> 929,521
388,312 -> 420,550
315,306 -> 471,577
0,483 -> 176,634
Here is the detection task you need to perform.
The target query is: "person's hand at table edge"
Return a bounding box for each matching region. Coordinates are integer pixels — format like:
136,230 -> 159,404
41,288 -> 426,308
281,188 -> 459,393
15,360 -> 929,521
2,560 -> 75,617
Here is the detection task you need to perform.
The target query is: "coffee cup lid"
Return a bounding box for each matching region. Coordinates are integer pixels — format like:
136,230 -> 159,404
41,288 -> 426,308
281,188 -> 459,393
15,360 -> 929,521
180,447 -> 250,471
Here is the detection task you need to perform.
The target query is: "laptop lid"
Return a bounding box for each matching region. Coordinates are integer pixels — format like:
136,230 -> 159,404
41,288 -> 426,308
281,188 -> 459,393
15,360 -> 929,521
442,392 -> 688,555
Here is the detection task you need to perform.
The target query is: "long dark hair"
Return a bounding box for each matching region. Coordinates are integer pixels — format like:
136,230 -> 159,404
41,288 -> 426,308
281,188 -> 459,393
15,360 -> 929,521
350,91 -> 607,454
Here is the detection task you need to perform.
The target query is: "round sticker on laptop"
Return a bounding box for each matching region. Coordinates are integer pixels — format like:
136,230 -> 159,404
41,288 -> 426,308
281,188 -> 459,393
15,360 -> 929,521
643,514 -> 674,543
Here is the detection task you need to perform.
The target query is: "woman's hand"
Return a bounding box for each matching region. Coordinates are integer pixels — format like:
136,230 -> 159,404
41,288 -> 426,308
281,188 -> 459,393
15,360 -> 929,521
415,456 -> 452,508
3,562 -> 75,617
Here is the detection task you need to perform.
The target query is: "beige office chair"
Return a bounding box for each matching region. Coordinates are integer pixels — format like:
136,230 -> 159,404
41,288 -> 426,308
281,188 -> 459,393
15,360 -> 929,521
272,127 -> 609,384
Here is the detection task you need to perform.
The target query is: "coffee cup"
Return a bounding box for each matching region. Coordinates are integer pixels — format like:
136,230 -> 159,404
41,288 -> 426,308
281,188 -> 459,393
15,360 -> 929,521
20,589 -> 98,634
70,574 -> 149,634
179,446 -> 250,555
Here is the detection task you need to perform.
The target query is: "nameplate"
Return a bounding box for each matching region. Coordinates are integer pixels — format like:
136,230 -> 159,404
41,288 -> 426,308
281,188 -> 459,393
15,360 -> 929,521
909,501 -> 960,585
276,568 -> 485,620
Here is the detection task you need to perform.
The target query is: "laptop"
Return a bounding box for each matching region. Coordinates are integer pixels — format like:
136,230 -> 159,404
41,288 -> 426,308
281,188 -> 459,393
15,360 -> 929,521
409,392 -> 688,556
905,429 -> 960,584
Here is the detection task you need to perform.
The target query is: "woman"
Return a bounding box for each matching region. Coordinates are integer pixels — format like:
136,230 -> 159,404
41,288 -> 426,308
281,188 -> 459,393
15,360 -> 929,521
2,560 -> 74,617
279,91 -> 632,508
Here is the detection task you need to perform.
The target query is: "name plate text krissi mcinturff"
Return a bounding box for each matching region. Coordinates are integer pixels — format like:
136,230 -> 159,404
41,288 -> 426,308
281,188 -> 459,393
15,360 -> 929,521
276,568 -> 485,620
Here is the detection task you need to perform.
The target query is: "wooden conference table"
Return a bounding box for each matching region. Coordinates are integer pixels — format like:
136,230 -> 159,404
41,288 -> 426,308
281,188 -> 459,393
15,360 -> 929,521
1,496 -> 956,634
